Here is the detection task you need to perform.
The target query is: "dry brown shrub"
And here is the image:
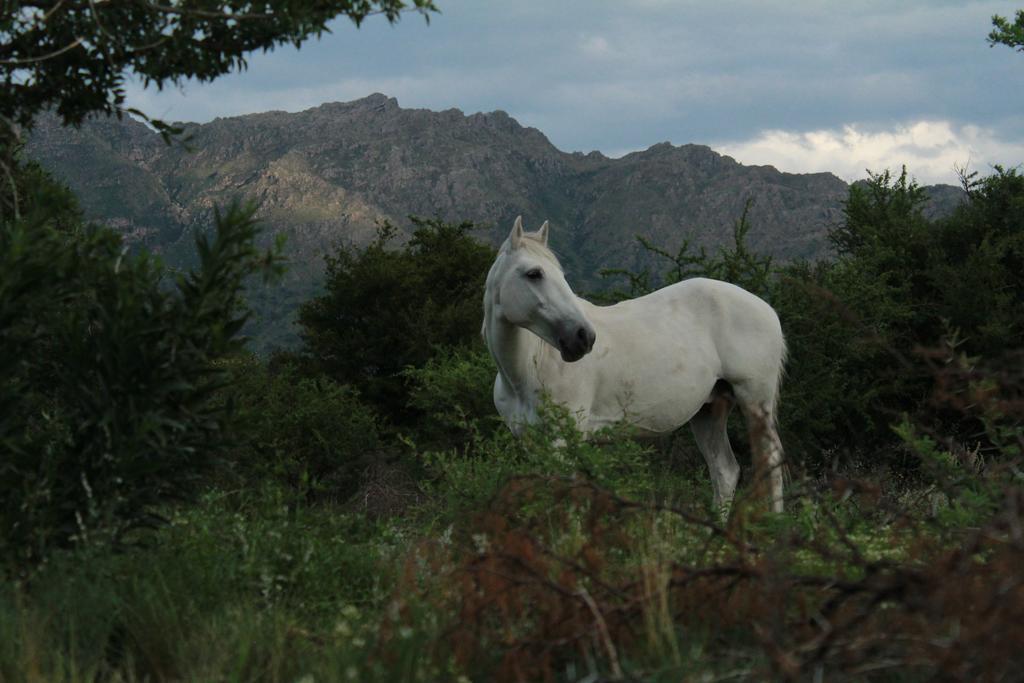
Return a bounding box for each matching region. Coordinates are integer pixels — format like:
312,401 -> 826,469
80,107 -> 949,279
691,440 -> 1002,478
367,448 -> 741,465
376,470 -> 1024,682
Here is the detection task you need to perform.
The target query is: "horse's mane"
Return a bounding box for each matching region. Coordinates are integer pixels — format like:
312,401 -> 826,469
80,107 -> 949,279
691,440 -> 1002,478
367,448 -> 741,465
502,234 -> 564,272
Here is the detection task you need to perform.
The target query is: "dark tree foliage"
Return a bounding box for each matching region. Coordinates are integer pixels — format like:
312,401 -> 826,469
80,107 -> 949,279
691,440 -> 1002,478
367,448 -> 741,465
806,170 -> 937,444
781,168 -> 1024,465
0,1 -> 436,130
831,168 -> 931,257
1,171 -> 284,572
929,168 -> 1024,357
990,9 -> 1024,52
832,169 -> 1022,366
403,345 -> 499,448
297,217 -> 496,422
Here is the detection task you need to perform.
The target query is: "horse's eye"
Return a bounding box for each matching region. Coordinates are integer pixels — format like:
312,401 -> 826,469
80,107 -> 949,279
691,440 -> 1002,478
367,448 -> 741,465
525,268 -> 544,281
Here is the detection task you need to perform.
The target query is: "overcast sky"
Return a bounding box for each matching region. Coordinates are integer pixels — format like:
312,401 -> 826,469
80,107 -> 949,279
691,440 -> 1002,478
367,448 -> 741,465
125,0 -> 1024,185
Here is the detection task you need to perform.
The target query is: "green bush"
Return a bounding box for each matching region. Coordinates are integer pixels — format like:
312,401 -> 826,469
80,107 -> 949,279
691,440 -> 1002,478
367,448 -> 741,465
789,168 -> 1024,464
0,164 -> 282,573
403,344 -> 499,448
297,217 -> 496,423
224,357 -> 382,502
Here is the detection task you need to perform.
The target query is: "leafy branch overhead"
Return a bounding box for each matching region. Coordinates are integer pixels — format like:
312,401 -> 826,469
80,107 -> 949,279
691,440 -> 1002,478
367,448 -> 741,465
0,1 -> 437,134
990,10 -> 1024,52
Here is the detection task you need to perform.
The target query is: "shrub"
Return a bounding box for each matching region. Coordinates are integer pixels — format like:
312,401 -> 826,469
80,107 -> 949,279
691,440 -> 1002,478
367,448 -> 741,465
386,349 -> 1024,681
0,165 -> 282,573
224,357 -> 382,502
420,400 -> 661,520
403,344 -> 499,449
297,217 -> 496,423
796,167 -> 1024,464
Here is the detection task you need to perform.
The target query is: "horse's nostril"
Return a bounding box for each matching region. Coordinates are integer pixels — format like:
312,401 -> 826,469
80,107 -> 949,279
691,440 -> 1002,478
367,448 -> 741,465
581,325 -> 598,348
575,326 -> 596,352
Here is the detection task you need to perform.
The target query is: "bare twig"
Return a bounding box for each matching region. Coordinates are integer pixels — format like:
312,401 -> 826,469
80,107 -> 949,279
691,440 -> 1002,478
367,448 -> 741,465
578,586 -> 624,680
0,36 -> 83,65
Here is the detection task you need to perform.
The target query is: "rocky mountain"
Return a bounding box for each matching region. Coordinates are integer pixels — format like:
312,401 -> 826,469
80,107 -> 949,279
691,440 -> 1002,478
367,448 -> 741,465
25,94 -> 964,349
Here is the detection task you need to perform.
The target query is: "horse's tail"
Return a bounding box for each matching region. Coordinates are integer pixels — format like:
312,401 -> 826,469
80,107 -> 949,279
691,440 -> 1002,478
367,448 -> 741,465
772,331 -> 790,484
771,331 -> 788,426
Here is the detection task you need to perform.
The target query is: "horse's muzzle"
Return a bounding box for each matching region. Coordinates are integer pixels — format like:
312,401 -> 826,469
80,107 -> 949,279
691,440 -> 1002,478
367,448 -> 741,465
558,324 -> 596,362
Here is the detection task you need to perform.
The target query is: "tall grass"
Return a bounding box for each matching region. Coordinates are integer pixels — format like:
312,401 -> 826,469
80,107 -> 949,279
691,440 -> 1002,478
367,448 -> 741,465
0,486 -> 411,682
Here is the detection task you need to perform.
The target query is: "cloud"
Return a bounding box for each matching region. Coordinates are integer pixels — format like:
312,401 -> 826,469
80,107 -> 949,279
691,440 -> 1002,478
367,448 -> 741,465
716,121 -> 1024,186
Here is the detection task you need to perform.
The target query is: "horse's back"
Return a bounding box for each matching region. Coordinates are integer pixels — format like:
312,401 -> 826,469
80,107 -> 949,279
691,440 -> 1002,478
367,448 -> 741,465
602,278 -> 779,336
590,277 -> 784,384
659,278 -> 785,389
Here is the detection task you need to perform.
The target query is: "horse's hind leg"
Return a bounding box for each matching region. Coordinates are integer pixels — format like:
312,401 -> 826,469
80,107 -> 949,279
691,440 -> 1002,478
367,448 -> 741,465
690,391 -> 740,518
733,381 -> 785,513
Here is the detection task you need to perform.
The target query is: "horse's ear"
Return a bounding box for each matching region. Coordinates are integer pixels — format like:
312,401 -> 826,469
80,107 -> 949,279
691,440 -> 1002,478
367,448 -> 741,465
536,220 -> 549,246
509,215 -> 525,249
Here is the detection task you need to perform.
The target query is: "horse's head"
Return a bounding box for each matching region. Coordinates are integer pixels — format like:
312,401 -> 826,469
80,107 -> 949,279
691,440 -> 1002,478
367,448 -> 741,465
485,217 -> 596,362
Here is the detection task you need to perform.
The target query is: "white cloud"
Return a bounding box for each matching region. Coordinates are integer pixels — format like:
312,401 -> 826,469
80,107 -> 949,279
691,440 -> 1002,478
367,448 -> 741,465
717,121 -> 1024,186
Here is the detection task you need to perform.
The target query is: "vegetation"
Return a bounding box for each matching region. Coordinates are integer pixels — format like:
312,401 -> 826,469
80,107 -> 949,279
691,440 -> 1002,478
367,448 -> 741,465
3,4 -> 1024,681
220,356 -> 382,503
596,169 -> 1024,472
0,1 -> 436,132
990,9 -> 1024,52
3,377 -> 1021,680
296,216 -> 496,422
0,1 -> 434,571
781,167 -> 1024,465
1,173 -> 284,573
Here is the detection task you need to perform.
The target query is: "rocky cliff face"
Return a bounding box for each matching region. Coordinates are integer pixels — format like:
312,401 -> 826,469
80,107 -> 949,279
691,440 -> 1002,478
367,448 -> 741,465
26,94 -> 963,348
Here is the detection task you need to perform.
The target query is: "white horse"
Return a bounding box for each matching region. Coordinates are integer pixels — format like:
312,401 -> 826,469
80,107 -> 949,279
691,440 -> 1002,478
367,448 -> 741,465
482,217 -> 787,513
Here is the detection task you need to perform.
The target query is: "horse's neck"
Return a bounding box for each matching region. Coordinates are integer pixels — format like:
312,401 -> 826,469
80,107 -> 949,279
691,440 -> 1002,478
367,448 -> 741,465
486,315 -> 550,401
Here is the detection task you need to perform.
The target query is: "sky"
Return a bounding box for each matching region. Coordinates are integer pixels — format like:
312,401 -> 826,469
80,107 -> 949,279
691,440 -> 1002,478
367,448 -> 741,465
125,1 -> 1024,185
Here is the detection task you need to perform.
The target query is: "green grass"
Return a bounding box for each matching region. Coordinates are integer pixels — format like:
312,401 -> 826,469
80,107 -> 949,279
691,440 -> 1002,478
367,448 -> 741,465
0,486 -> 417,682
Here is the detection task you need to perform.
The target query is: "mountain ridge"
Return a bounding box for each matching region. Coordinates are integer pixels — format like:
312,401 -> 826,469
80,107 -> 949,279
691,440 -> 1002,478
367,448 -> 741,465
25,93 -> 965,348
